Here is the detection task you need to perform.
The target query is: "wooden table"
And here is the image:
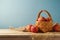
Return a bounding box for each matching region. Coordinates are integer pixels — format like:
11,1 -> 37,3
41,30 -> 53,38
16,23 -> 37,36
0,29 -> 60,40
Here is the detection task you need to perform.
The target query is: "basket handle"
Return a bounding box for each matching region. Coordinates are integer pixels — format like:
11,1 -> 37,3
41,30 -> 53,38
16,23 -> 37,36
36,10 -> 52,21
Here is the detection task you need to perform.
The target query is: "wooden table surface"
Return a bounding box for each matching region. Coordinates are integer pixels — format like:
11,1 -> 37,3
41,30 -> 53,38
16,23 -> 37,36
0,29 -> 32,35
0,29 -> 60,40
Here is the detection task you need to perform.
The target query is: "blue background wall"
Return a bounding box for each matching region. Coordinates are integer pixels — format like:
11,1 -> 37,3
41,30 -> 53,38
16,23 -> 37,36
0,0 -> 60,28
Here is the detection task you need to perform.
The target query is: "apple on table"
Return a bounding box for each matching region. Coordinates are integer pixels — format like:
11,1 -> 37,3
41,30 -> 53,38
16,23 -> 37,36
53,23 -> 60,32
25,24 -> 38,33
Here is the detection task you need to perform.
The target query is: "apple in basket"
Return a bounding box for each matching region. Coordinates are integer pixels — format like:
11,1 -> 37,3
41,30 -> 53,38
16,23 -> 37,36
31,25 -> 38,33
53,23 -> 60,32
38,16 -> 46,22
46,17 -> 51,21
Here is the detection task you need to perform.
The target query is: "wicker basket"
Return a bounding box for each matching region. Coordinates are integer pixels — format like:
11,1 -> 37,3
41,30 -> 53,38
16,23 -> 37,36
35,10 -> 53,32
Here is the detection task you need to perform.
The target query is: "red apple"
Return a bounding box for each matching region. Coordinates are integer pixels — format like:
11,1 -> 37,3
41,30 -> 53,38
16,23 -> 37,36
46,17 -> 51,21
53,23 -> 60,32
31,26 -> 38,33
25,24 -> 33,32
38,16 -> 46,22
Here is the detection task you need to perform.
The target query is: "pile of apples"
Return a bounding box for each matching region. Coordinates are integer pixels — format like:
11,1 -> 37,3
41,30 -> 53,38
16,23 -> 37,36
24,16 -> 60,33
37,16 -> 51,22
25,24 -> 60,33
